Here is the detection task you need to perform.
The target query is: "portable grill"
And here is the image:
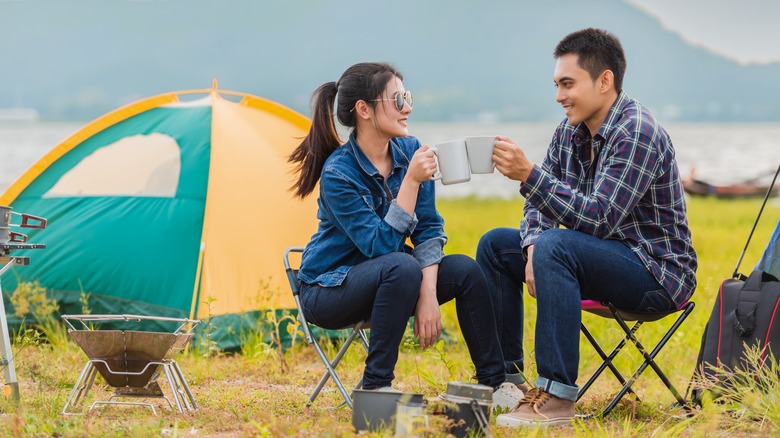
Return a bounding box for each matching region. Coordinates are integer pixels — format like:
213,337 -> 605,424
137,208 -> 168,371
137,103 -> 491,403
61,314 -> 200,415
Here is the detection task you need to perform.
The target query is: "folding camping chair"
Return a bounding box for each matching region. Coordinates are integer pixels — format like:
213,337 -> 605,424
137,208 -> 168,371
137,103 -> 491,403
577,299 -> 695,417
283,246 -> 370,409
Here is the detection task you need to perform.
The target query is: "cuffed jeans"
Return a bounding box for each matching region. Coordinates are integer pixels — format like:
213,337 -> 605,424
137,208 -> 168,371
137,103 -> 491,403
300,252 -> 505,390
477,227 -> 675,401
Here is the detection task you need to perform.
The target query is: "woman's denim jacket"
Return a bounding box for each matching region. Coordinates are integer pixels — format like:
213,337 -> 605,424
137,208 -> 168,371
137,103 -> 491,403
297,134 -> 447,287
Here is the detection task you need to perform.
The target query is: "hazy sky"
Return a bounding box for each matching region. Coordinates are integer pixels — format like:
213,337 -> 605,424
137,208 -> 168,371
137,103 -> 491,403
629,0 -> 780,64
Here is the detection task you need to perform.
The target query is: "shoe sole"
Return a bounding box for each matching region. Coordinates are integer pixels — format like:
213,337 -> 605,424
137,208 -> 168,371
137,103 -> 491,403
496,414 -> 574,427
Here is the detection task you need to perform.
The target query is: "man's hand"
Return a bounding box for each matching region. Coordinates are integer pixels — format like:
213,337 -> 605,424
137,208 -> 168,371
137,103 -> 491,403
493,136 -> 534,182
525,245 -> 536,298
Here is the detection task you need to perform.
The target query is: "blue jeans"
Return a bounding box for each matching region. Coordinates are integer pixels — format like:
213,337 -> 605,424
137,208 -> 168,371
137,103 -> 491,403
300,252 -> 505,390
477,228 -> 675,401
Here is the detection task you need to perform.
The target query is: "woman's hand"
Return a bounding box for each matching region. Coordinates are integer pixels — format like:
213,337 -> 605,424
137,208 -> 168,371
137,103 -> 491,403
414,265 -> 441,349
406,145 -> 438,184
525,244 -> 536,298
414,291 -> 441,349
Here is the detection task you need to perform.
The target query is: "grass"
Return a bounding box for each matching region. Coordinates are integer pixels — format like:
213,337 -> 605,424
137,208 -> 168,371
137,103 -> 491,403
1,195 -> 780,437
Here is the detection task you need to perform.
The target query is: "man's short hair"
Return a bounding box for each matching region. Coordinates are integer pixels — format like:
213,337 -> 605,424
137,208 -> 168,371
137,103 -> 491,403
554,28 -> 627,93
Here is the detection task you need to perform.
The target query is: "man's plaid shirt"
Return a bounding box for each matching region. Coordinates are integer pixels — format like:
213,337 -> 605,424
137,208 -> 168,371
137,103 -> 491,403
520,91 -> 697,307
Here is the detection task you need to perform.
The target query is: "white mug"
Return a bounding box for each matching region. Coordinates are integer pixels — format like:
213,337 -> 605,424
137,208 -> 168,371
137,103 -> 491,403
465,136 -> 497,174
430,140 -> 471,185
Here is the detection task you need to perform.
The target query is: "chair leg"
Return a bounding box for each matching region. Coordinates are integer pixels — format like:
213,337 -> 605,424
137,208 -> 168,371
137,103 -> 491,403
600,302 -> 695,416
577,322 -> 640,402
308,326 -> 362,409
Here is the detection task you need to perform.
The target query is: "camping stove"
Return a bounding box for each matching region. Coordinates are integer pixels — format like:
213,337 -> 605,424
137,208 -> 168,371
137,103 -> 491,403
61,314 -> 200,415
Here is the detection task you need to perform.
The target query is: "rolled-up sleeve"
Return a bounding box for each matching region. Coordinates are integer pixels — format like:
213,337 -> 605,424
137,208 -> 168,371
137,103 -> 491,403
411,236 -> 445,267
384,200 -> 418,234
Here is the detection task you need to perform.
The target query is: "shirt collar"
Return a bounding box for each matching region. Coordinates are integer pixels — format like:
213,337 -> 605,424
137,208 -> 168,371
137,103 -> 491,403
571,90 -> 629,147
594,90 -> 629,141
347,132 -> 409,176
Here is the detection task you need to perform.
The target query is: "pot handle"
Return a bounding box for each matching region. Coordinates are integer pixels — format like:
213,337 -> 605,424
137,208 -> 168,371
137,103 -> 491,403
9,232 -> 28,243
12,212 -> 47,229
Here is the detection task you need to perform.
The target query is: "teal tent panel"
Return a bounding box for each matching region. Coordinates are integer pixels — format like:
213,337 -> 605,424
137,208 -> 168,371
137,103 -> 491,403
4,104 -> 212,315
6,196 -> 203,312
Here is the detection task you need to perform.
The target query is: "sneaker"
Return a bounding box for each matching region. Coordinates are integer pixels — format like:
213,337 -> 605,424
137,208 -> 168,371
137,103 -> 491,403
372,386 -> 401,393
492,382 -> 525,411
496,388 -> 575,427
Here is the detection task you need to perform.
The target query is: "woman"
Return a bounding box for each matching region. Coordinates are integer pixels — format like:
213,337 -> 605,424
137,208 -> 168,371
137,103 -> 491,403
289,62 -> 522,409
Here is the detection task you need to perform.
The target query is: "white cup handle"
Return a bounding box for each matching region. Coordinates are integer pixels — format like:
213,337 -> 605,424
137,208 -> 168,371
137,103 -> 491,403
429,146 -> 442,181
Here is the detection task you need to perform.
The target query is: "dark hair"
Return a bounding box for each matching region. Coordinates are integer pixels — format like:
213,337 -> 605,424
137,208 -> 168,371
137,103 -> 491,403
289,62 -> 403,198
554,28 -> 626,93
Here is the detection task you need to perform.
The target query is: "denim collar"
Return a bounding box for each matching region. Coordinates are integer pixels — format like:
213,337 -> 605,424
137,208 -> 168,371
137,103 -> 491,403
346,132 -> 410,177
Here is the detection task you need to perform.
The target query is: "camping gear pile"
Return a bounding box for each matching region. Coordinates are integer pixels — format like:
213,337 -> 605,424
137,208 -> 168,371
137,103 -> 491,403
0,86 -> 318,349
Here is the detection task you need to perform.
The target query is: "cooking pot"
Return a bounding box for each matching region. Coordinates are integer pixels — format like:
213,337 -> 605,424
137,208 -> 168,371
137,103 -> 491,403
352,390 -> 424,433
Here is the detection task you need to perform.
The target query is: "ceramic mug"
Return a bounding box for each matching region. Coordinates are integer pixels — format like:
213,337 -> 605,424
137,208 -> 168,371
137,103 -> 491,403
430,140 -> 471,185
465,136 -> 497,174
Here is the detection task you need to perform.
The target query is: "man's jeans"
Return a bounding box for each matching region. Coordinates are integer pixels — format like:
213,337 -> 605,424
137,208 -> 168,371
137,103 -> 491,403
477,228 -> 675,401
300,252 -> 505,390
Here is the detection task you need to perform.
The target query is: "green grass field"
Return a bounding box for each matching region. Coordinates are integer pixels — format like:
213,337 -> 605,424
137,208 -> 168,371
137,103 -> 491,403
2,195 -> 779,437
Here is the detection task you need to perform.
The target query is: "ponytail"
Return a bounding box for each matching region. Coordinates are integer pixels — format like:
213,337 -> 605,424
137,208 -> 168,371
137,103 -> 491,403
289,62 -> 403,198
289,81 -> 342,198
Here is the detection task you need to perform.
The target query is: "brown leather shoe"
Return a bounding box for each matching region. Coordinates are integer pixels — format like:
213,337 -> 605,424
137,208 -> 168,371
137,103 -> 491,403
496,388 -> 575,427
515,381 -> 531,394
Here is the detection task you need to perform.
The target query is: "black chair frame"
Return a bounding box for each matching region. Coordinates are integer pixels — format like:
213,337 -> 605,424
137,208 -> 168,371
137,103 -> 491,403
577,299 -> 695,417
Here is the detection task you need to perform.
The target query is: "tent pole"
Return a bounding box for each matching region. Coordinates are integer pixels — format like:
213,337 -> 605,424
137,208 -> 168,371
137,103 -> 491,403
189,242 -> 205,321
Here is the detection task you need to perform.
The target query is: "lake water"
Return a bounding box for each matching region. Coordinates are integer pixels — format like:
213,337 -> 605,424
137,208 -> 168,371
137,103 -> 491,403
2,121 -> 779,199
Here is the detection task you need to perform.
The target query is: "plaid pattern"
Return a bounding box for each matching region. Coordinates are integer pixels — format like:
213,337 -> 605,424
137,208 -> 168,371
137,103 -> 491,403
519,92 -> 697,306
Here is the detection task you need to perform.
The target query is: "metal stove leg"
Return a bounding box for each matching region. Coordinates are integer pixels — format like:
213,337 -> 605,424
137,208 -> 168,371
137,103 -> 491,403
162,364 -> 184,413
62,362 -> 96,414
171,360 -> 197,410
165,362 -> 192,411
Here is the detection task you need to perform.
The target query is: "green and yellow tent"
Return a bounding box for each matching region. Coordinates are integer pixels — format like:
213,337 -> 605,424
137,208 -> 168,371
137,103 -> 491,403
1,85 -> 317,349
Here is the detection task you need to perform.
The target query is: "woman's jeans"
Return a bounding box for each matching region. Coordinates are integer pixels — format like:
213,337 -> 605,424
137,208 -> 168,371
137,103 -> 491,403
477,228 -> 675,401
300,252 -> 505,390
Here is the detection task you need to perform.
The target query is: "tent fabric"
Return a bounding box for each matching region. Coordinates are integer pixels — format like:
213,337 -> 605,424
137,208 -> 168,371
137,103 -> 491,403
1,89 -> 318,349
757,218 -> 780,279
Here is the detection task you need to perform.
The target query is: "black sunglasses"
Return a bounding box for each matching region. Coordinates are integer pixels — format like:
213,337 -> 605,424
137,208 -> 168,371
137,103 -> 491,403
371,91 -> 413,112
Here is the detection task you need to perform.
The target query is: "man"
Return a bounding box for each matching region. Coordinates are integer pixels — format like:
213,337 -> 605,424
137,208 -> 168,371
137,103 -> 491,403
476,28 -> 697,427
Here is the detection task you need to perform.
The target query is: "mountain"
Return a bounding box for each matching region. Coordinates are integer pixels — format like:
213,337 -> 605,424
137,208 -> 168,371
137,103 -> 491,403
1,0 -> 777,122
